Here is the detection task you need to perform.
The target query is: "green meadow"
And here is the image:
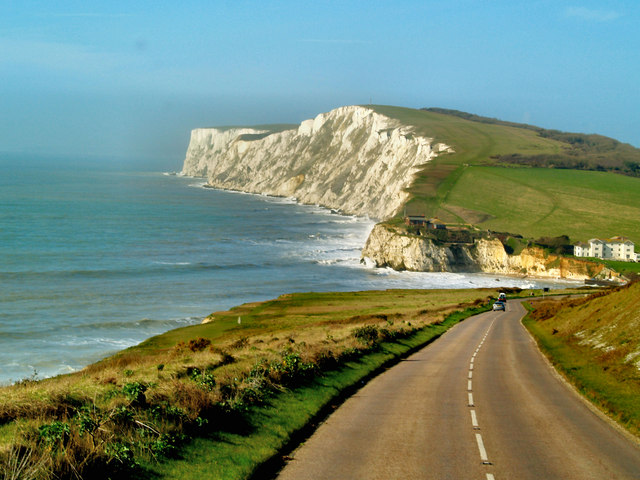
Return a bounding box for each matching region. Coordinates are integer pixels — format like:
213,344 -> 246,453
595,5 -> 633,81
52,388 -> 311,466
369,105 -> 640,244
444,166 -> 640,242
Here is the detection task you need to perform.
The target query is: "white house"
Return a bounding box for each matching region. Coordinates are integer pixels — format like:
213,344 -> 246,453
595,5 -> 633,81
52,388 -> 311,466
574,236 -> 636,261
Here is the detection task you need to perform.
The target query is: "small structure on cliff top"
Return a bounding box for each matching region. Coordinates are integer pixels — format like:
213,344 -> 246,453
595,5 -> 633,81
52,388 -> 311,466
405,216 -> 446,230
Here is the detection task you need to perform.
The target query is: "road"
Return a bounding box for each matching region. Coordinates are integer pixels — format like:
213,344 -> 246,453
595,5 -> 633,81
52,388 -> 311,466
275,301 -> 640,480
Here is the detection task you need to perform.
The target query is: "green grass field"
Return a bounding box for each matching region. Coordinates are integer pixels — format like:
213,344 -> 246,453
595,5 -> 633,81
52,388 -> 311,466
370,106 -> 566,216
444,166 -> 640,242
368,105 -> 640,245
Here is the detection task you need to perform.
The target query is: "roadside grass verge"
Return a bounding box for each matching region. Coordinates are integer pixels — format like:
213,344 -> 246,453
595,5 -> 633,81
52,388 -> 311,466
0,289 -> 495,480
145,306 -> 485,480
522,285 -> 640,439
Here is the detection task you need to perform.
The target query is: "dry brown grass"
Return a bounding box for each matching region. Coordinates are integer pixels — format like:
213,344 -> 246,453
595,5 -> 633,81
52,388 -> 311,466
0,288 -> 515,479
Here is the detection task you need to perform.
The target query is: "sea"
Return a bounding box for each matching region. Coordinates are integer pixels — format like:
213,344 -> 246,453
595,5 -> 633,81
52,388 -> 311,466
0,154 -> 574,385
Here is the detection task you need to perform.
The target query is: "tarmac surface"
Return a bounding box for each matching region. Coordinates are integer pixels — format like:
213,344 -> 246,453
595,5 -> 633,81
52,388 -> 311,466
275,301 -> 640,480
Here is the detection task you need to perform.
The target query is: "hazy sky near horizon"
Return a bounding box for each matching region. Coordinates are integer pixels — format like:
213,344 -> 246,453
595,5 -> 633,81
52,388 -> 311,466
1,1 -> 639,168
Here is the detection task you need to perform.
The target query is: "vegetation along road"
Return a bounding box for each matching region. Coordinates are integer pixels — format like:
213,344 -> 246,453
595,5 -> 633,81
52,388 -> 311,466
275,300 -> 640,480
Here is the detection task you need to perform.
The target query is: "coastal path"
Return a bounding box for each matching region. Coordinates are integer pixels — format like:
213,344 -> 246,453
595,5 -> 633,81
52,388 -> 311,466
275,300 -> 640,480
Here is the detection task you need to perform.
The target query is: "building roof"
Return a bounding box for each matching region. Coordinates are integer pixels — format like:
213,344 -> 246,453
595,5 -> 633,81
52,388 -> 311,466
607,236 -> 633,244
587,237 -> 635,246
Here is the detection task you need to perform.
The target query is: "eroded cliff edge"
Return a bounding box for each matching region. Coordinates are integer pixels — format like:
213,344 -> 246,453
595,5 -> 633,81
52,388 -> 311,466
182,105 -> 451,219
362,223 -> 620,281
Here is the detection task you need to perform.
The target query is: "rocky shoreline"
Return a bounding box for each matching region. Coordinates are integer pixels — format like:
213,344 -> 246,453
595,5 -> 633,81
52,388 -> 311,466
361,223 -> 622,282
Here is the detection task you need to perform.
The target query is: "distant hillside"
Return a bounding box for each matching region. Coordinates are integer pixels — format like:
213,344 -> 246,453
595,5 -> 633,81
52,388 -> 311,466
424,108 -> 640,176
370,105 -> 640,244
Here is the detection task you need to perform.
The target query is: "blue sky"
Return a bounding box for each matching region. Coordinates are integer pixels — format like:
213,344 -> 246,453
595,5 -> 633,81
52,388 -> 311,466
1,1 -> 638,167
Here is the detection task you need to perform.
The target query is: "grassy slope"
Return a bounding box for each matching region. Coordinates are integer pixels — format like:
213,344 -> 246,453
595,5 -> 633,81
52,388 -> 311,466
446,167 -> 640,242
523,283 -> 640,438
0,288 -> 509,479
123,289 -> 487,355
370,105 -> 565,218
150,310 -> 478,480
369,105 -> 640,244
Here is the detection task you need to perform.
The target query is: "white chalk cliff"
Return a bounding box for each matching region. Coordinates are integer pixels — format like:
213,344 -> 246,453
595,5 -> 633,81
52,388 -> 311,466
182,105 -> 617,280
182,105 -> 451,220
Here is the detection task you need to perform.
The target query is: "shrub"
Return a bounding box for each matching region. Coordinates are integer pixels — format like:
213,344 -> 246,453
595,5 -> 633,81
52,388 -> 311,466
261,350 -> 319,387
353,325 -> 380,345
188,367 -> 216,391
122,382 -> 148,404
230,337 -> 249,349
105,441 -> 137,469
111,405 -> 135,425
76,405 -> 101,439
188,337 -> 211,352
38,421 -> 71,449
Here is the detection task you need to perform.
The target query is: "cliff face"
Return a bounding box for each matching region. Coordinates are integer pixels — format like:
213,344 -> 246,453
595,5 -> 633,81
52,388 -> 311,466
183,105 -> 619,280
362,224 -> 620,281
360,223 -> 478,272
182,105 -> 452,219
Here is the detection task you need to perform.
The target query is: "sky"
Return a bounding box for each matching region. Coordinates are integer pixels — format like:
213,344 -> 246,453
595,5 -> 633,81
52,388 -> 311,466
1,0 -> 639,169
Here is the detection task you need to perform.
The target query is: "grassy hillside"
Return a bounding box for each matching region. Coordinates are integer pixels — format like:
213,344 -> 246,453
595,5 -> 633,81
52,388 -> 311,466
424,107 -> 640,176
445,167 -> 640,242
203,123 -> 297,133
0,288 -> 506,480
524,282 -> 640,437
369,105 -> 640,244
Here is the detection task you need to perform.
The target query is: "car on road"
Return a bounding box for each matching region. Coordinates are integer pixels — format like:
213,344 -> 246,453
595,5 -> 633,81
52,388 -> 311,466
498,292 -> 507,302
493,301 -> 505,311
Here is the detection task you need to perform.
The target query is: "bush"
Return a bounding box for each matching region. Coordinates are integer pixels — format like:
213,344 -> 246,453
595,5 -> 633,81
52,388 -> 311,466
262,350 -> 319,387
122,382 -> 148,405
188,367 -> 217,391
38,421 -> 70,449
105,441 -> 137,469
188,338 -> 211,352
353,325 -> 380,345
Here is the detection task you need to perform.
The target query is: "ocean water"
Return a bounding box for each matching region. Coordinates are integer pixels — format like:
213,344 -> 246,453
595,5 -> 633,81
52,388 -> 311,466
0,155 -> 572,384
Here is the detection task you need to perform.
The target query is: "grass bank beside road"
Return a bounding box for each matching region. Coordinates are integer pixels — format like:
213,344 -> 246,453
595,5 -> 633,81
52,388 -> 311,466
522,283 -> 640,440
0,288 -> 503,480
151,306 -> 486,480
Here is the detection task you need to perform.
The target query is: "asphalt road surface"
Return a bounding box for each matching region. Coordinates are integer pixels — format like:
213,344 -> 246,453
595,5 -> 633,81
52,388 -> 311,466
276,301 -> 640,480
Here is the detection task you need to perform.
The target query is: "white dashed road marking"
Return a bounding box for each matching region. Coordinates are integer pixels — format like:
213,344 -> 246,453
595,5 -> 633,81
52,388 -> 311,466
470,409 -> 479,428
468,318 -> 497,477
475,433 -> 490,463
